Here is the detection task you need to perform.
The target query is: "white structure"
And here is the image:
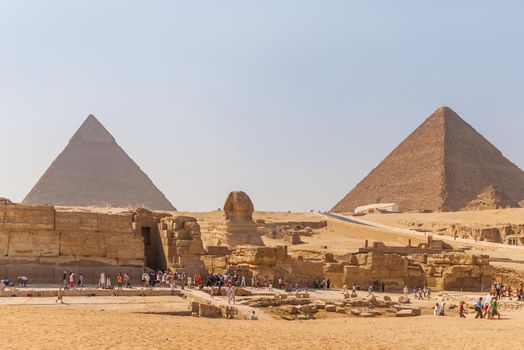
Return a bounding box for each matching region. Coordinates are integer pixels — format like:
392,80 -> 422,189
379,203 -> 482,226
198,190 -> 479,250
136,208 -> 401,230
354,203 -> 399,214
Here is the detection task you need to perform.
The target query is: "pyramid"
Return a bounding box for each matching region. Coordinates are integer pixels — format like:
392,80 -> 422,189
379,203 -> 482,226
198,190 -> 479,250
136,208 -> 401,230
23,115 -> 176,211
332,107 -> 524,213
462,185 -> 519,211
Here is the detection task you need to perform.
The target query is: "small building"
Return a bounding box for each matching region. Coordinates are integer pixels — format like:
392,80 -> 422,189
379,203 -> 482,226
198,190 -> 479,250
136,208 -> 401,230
354,203 -> 399,214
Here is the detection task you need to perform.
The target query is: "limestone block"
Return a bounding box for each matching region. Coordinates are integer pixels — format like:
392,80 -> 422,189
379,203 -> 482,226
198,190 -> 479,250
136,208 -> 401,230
59,231 -> 106,257
105,233 -> 143,260
396,308 -> 420,317
229,247 -> 277,266
206,246 -> 230,256
199,303 -> 222,318
398,296 -> 410,304
4,204 -> 55,230
97,213 -> 133,233
174,230 -> 192,239
8,230 -> 59,257
325,305 -> 336,312
184,222 -> 200,232
55,212 -> 98,231
0,230 -> 8,256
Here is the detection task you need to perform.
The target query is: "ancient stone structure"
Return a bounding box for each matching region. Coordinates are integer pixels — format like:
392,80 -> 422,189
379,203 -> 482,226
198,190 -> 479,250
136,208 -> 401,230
201,241 -> 493,291
156,216 -> 206,275
332,106 -> 524,213
23,115 -> 175,211
358,236 -> 454,255
422,253 -> 495,291
400,219 -> 524,245
206,191 -> 264,247
0,201 -> 145,284
462,185 -> 520,211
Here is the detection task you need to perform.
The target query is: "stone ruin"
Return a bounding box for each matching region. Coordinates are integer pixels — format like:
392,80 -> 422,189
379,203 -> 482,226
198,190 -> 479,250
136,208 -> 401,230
258,221 -> 327,245
0,195 -> 497,291
401,219 -> 524,245
0,201 -> 144,284
358,236 -> 454,255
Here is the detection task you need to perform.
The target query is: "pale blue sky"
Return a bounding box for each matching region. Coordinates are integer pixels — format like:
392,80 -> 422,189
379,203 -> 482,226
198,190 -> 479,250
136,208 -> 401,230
1,1 -> 523,211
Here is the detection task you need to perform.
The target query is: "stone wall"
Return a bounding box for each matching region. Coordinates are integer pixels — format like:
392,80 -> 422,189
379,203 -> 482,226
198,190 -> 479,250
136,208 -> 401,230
0,201 -> 145,284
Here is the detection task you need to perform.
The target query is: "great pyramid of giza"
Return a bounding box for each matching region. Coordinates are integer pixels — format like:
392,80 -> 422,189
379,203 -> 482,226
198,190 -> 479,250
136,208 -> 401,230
332,107 -> 524,213
23,115 -> 176,211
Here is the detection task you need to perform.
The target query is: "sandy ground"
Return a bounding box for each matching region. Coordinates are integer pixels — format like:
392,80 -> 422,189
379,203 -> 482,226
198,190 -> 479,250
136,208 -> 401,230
0,293 -> 523,350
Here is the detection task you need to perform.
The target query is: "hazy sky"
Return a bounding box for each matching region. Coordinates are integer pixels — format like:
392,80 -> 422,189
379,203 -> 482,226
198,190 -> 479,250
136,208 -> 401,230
1,1 -> 523,212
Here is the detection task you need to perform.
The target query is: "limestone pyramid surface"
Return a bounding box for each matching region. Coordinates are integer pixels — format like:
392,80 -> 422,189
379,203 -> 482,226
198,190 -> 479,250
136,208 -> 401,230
332,107 -> 524,213
462,185 -> 519,211
23,115 -> 176,211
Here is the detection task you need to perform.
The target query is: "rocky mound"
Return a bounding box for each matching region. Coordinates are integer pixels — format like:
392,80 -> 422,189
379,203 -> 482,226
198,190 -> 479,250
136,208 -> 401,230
462,185 -> 520,211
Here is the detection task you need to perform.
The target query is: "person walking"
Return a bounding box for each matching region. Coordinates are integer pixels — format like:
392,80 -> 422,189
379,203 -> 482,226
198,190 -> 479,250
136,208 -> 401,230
474,297 -> 484,319
69,272 -> 75,289
78,273 -> 84,289
459,301 -> 467,318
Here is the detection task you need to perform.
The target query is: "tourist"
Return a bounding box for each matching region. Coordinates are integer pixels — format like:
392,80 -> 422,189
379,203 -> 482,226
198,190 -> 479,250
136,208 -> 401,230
433,303 -> 440,316
342,284 -> 348,295
474,297 -> 484,319
381,281 -> 385,292
367,284 -> 374,297
78,273 -> 84,289
250,311 -> 258,320
241,275 -> 246,288
412,288 -> 417,299
117,273 -> 123,289
106,274 -> 112,289
417,288 -> 423,300
459,301 -> 467,318
403,285 -> 409,296
124,273 -> 131,288
17,276 -> 28,288
268,280 -> 273,292
439,302 -> 446,316
251,276 -> 255,289
62,271 -> 68,288
327,279 -> 331,289
490,296 -> 501,320
99,272 -> 106,289
69,272 -> 75,289
56,287 -> 64,304
426,287 -> 431,300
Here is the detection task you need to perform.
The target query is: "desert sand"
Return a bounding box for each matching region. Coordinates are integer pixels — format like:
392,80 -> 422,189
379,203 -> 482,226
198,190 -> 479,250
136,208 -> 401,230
0,293 -> 522,350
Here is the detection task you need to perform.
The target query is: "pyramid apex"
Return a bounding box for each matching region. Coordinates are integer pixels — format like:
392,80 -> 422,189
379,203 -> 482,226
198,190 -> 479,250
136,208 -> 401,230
72,114 -> 115,144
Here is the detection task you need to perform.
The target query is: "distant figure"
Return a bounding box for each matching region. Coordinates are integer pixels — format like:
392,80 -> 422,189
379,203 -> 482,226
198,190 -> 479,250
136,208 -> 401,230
403,285 -> 409,296
474,297 -> 484,319
433,303 -> 440,316
62,271 -> 68,288
124,273 -> 131,288
439,302 -> 446,316
250,311 -> 258,320
17,276 -> 28,288
69,272 -> 75,289
78,273 -> 84,289
99,272 -> 106,289
117,273 -> 123,290
56,287 -> 64,304
459,301 -> 467,318
367,284 -> 374,297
